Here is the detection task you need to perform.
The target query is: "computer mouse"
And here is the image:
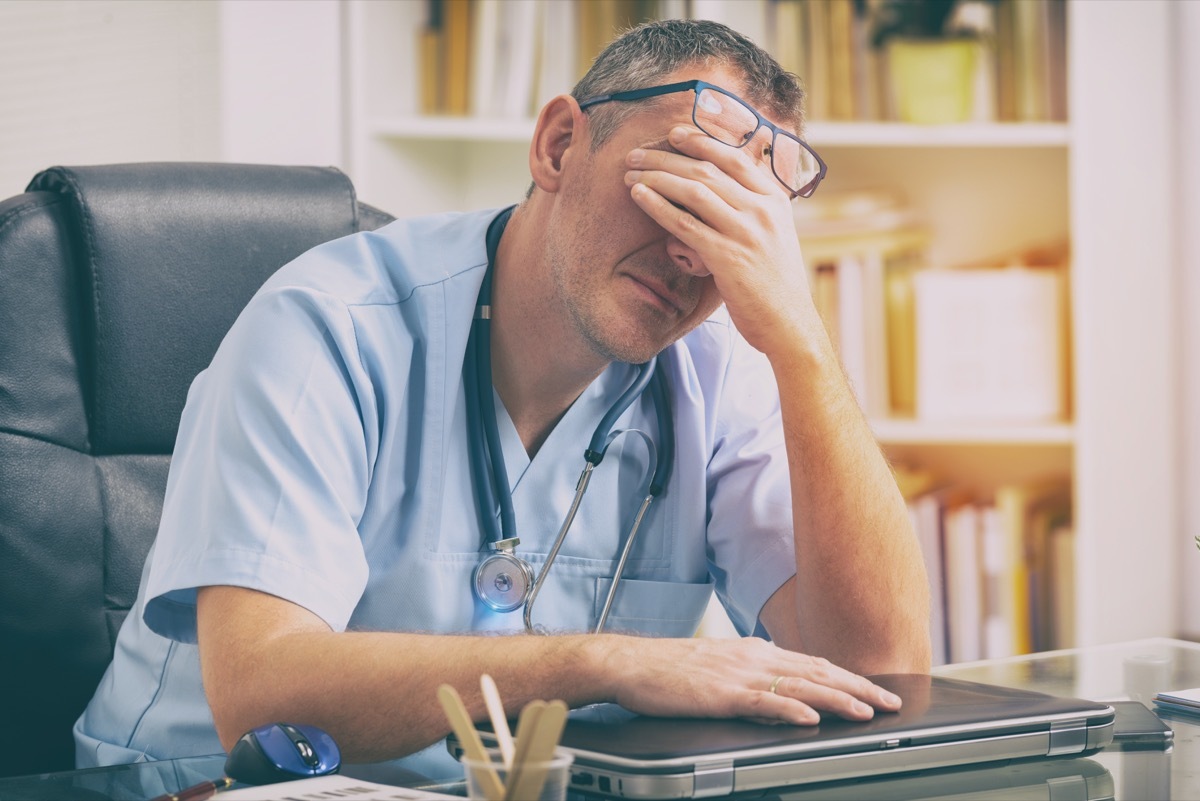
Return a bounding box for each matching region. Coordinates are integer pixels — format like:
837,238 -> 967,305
224,722 -> 341,785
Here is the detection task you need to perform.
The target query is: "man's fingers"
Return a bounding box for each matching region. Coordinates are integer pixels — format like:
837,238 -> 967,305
662,125 -> 781,197
628,181 -> 719,256
613,637 -> 903,729
781,654 -> 904,711
768,676 -> 876,721
625,169 -> 739,236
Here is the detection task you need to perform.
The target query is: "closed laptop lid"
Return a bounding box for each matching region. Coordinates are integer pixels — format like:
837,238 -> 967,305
559,675 -> 1114,769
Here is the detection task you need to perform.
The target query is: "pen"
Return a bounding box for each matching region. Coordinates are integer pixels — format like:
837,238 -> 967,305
148,776 -> 234,801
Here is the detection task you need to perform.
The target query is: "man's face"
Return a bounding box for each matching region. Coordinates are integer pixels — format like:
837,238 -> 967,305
544,65 -> 789,365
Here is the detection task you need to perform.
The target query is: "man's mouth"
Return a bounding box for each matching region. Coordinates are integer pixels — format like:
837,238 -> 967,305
627,273 -> 686,315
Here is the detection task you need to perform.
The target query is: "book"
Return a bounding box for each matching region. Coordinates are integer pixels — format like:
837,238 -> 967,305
811,261 -> 840,354
851,1 -> 882,121
952,0 -> 999,122
795,189 -> 929,417
836,254 -> 871,411
469,0 -> 502,117
771,0 -> 809,83
1024,486 -> 1072,651
693,0 -> 769,48
804,0 -> 831,120
496,0 -> 540,119
1045,0 -> 1068,121
992,481 -> 1070,656
1154,688 -> 1200,719
577,0 -> 651,79
1048,523 -> 1075,648
979,504 -> 1012,658
418,0 -> 444,115
994,0 -> 1017,121
909,492 -> 949,665
913,265 -> 1065,423
533,0 -> 578,111
943,502 -> 983,663
827,0 -> 857,120
884,252 -> 919,416
1012,0 -> 1050,121
441,0 -> 472,116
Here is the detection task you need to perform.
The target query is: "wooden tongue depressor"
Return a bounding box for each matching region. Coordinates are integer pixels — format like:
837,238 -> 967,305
480,674 -> 515,768
503,700 -> 546,801
437,684 -> 505,801
506,700 -> 569,801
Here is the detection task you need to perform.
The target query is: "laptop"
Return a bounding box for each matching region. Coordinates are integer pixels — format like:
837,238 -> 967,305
449,674 -> 1114,799
745,756 -> 1115,801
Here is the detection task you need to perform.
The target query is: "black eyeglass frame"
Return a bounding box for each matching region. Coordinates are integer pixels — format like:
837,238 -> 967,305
578,79 -> 827,199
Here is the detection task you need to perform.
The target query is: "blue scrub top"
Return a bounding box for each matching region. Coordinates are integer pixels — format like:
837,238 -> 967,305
74,208 -> 797,778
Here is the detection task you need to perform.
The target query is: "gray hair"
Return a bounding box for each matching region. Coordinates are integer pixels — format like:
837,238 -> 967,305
571,18 -> 805,151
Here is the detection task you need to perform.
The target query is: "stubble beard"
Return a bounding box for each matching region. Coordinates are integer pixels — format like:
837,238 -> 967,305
552,253 -> 659,365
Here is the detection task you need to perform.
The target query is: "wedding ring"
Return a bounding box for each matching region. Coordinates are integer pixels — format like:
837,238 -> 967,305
768,675 -> 786,695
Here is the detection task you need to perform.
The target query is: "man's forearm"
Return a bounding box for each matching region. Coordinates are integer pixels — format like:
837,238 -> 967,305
199,586 -> 619,761
207,628 -> 611,761
198,586 -> 908,764
767,326 -> 931,675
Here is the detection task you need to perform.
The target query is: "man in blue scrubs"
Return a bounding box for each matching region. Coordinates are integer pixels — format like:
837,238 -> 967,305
76,19 -> 931,775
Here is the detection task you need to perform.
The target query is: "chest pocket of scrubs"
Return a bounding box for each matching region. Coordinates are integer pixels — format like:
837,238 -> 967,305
593,576 -> 715,637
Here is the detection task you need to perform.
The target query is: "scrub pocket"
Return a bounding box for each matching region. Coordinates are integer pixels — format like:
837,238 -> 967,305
593,576 -> 714,637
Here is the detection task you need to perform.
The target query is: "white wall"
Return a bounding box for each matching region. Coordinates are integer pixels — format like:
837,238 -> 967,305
0,0 -> 220,195
218,0 -> 344,167
1177,1 -> 1200,639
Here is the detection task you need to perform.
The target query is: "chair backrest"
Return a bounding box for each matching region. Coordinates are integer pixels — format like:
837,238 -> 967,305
0,163 -> 394,778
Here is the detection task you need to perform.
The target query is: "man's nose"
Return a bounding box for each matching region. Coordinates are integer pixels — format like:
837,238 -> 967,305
666,235 -> 710,277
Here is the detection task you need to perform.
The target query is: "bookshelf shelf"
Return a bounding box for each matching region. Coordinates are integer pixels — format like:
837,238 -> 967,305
371,116 -> 534,143
872,420 -> 1075,446
807,122 -> 1071,148
369,117 -> 1071,149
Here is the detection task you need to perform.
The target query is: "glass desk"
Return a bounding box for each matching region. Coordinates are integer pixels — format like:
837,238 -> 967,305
1,638 -> 1196,800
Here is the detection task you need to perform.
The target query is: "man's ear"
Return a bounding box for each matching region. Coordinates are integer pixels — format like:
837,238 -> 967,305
529,95 -> 588,194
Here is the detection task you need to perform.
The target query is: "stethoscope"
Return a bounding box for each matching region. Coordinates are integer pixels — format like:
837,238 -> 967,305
465,207 -> 675,634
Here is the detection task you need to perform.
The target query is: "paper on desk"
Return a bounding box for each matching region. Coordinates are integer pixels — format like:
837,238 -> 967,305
1153,687 -> 1200,720
1155,687 -> 1200,708
220,773 -> 463,800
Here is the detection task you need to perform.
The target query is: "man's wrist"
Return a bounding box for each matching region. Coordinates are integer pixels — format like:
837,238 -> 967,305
574,633 -> 628,705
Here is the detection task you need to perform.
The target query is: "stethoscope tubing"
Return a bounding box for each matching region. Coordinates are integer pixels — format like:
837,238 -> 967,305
467,207 -> 676,633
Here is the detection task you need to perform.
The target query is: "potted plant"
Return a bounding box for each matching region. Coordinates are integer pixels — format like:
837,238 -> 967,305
871,0 -> 987,125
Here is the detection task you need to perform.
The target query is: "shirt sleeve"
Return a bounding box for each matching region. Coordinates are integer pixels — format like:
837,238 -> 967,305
703,328 -> 796,638
142,285 -> 379,643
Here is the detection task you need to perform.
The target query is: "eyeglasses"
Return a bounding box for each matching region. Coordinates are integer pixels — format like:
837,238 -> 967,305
578,79 -> 827,199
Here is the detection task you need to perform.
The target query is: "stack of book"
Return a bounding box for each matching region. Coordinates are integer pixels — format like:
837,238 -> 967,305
901,474 -> 1074,666
795,189 -> 930,418
417,0 -> 670,118
796,188 -> 1070,425
913,259 -> 1068,424
414,0 -> 1067,123
768,0 -> 1067,123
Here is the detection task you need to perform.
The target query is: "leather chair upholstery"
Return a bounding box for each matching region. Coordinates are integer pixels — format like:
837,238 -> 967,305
0,164 -> 394,778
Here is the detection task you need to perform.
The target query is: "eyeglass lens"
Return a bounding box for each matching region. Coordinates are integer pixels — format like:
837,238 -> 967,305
693,87 -> 820,196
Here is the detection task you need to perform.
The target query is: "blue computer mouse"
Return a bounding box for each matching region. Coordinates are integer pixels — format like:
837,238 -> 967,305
224,722 -> 341,785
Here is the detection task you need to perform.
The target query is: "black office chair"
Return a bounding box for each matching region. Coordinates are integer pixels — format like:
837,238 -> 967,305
0,164 -> 394,778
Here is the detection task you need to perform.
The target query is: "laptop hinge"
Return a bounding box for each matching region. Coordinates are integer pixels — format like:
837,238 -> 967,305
1048,718 -> 1088,756
692,758 -> 734,798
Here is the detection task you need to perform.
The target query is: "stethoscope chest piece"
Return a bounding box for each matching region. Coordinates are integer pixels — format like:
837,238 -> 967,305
473,537 -> 534,613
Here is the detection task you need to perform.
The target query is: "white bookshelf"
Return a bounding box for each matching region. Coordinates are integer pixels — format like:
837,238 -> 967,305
231,0 -> 1175,648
